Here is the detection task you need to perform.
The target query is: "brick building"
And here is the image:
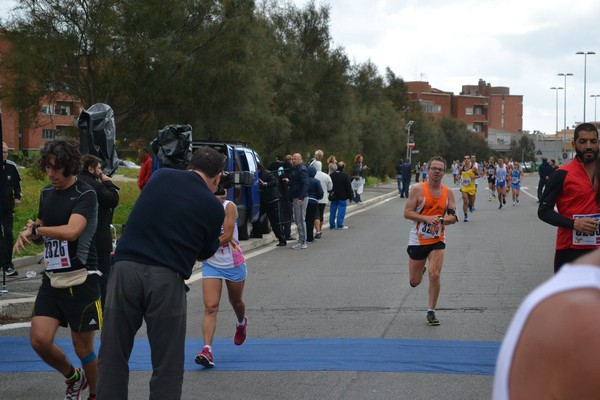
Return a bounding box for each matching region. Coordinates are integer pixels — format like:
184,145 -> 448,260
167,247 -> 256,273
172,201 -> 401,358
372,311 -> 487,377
406,79 -> 523,138
0,34 -> 82,152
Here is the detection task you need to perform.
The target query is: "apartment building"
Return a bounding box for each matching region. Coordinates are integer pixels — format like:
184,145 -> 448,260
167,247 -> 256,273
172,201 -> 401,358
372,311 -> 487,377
0,34 -> 82,152
406,79 -> 523,138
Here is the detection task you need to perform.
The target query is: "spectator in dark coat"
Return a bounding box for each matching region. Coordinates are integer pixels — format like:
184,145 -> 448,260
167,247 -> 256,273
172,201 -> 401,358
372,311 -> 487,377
77,155 -> 120,308
289,153 -> 310,249
254,163 -> 286,246
1,142 -> 21,276
329,161 -> 354,229
538,158 -> 553,202
401,160 -> 412,198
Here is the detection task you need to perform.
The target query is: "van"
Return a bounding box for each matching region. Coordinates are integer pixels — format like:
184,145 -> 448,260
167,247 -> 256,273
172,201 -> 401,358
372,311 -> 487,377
191,141 -> 261,240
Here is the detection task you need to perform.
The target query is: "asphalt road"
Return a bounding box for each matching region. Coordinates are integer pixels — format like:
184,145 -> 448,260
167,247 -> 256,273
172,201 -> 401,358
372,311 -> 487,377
0,174 -> 556,399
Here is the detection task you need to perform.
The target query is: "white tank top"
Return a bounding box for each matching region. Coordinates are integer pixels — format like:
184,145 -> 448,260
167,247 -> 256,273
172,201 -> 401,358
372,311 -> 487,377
493,264 -> 600,399
204,200 -> 239,269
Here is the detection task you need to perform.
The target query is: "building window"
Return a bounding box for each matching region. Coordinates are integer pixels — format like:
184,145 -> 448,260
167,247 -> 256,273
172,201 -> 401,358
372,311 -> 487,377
42,129 -> 57,139
465,107 -> 473,115
420,101 -> 442,113
56,101 -> 73,116
42,105 -> 54,115
474,106 -> 484,115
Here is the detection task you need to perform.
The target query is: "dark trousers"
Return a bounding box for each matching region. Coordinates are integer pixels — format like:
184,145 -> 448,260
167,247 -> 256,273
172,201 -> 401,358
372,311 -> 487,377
537,178 -> 546,201
98,261 -> 187,400
415,172 -> 420,183
97,251 -> 112,309
265,200 -> 286,243
0,212 -> 14,270
401,176 -> 411,197
305,202 -> 318,241
282,199 -> 293,238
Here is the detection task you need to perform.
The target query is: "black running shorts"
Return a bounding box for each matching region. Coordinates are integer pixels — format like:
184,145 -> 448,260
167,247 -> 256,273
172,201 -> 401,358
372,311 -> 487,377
406,242 -> 446,261
33,273 -> 102,332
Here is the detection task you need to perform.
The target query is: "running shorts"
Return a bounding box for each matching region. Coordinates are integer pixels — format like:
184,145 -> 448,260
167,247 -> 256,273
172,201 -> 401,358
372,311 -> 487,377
34,273 -> 102,332
202,262 -> 248,282
406,242 -> 446,261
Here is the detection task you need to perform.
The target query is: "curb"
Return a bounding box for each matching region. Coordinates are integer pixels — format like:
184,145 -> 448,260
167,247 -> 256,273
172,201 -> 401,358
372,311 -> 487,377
0,184 -> 398,320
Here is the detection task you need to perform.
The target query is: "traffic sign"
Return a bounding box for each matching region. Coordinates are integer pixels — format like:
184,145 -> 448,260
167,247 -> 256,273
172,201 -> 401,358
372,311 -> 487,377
408,143 -> 415,149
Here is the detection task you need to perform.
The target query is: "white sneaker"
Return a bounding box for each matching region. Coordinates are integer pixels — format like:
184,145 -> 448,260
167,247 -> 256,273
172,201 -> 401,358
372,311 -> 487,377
292,243 -> 307,250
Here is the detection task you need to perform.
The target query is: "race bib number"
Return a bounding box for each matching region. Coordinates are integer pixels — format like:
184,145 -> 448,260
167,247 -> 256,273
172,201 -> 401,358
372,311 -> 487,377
573,213 -> 600,245
461,178 -> 471,187
44,238 -> 72,271
496,176 -> 505,183
512,177 -> 520,184
417,221 -> 441,239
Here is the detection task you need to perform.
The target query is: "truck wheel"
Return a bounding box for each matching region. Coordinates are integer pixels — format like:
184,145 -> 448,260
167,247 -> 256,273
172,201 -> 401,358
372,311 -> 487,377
238,217 -> 251,240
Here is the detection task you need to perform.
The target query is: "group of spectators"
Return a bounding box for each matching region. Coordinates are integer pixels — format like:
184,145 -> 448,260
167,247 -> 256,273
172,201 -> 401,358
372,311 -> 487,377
253,150 -> 368,250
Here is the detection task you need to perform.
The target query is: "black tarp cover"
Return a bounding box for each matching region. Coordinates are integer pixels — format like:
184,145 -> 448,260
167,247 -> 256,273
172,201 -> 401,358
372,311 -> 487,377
78,103 -> 119,175
152,124 -> 192,170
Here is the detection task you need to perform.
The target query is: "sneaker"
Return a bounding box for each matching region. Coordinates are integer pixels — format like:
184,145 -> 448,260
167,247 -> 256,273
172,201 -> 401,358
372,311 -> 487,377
315,232 -> 322,239
195,346 -> 215,368
329,225 -> 336,229
234,316 -> 248,345
337,226 -> 349,230
65,368 -> 88,400
4,267 -> 18,277
499,204 -> 502,209
503,198 -> 506,205
464,215 -> 468,222
426,311 -> 440,326
488,197 -> 491,202
292,242 -> 307,250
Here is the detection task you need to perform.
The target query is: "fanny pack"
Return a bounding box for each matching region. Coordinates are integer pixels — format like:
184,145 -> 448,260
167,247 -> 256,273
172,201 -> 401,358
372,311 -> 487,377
45,268 -> 88,289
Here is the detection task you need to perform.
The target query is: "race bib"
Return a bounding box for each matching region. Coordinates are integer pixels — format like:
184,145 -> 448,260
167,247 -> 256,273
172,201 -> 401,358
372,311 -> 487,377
461,178 -> 471,186
44,238 -> 72,271
417,221 -> 441,239
573,213 -> 600,245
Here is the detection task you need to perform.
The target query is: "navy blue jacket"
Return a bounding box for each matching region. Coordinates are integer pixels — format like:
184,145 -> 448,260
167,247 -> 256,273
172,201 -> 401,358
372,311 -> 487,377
289,163 -> 309,200
114,169 -> 224,279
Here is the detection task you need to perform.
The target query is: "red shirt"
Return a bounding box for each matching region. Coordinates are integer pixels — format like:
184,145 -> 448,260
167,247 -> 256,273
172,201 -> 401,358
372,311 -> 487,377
138,155 -> 153,190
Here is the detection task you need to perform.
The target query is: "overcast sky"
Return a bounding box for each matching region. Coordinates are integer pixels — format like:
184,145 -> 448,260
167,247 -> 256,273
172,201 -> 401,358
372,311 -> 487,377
2,0 -> 600,135
294,0 -> 600,136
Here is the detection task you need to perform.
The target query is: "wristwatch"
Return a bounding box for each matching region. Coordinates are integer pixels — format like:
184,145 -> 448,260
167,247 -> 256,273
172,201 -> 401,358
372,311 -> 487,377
439,217 -> 444,225
31,223 -> 40,236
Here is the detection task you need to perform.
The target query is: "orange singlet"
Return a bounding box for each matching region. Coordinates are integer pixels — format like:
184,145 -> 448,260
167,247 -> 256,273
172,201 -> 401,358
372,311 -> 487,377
408,183 -> 449,246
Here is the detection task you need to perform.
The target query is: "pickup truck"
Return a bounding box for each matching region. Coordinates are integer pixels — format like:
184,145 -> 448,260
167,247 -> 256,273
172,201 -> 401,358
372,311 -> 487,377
191,141 -> 262,240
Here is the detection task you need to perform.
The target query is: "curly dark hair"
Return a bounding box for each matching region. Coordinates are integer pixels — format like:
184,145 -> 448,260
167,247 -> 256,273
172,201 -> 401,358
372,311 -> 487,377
39,139 -> 82,177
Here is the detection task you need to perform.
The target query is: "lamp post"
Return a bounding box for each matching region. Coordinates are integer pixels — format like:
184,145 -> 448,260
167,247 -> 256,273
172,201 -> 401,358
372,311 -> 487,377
550,87 -> 564,134
405,120 -> 414,165
592,94 -> 600,124
576,51 -> 596,121
557,72 -> 573,140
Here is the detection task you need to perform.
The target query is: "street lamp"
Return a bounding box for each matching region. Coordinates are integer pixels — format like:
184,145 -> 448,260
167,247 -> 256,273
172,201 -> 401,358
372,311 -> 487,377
576,51 -> 596,121
405,120 -> 414,164
550,87 -> 563,134
557,72 -> 573,140
591,94 -> 600,124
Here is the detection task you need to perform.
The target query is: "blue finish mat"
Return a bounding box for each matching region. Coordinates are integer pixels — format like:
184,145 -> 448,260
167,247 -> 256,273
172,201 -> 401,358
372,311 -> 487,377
0,337 -> 500,375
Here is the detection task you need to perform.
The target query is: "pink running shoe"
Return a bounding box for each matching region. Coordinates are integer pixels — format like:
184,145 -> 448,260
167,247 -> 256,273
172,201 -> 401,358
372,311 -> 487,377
195,346 -> 215,368
234,316 -> 248,346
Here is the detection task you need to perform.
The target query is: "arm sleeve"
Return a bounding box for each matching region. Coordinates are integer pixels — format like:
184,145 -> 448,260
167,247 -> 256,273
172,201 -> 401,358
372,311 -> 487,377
538,170 -> 574,229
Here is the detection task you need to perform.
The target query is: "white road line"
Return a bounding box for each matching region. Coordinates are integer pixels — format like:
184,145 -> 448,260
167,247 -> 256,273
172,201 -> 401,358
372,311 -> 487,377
0,322 -> 31,331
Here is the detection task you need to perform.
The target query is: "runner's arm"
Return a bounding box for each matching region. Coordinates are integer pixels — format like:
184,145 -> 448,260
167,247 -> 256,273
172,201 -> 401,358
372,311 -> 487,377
538,170 -> 574,229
